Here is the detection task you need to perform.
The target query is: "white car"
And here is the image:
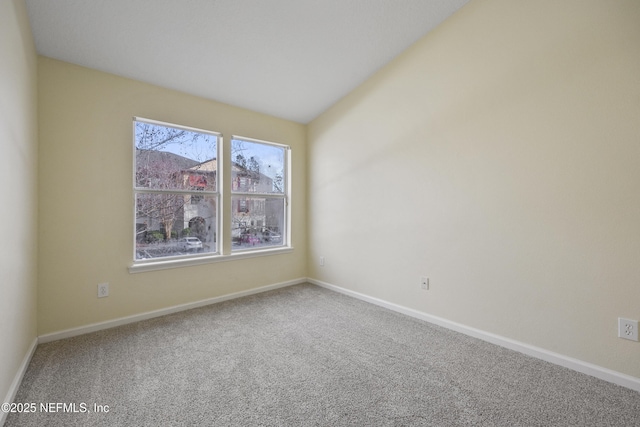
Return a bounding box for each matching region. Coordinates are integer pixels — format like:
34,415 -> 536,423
261,229 -> 281,243
178,237 -> 203,251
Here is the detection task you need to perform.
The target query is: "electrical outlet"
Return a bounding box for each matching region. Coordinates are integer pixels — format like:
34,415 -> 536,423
320,256 -> 325,267
618,318 -> 638,342
97,283 -> 109,298
420,276 -> 429,290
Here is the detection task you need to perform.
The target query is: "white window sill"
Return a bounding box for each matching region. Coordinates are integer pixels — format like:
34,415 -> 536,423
128,246 -> 294,274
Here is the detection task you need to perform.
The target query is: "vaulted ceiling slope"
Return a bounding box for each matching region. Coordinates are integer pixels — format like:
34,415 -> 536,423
25,0 -> 469,123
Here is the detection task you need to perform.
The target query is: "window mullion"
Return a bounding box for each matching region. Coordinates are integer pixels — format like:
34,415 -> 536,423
231,192 -> 284,198
135,188 -> 218,196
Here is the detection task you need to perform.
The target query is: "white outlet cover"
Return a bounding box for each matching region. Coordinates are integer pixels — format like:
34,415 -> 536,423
98,283 -> 109,298
618,318 -> 639,342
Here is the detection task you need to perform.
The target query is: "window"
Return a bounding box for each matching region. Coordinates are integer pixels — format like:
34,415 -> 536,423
134,118 -> 220,260
231,137 -> 287,251
132,119 -> 290,266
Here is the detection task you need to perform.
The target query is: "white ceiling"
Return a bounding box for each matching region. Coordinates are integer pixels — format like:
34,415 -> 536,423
25,0 -> 469,124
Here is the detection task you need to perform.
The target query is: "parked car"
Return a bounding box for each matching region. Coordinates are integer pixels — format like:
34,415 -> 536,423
178,237 -> 203,251
261,229 -> 282,243
240,233 -> 261,246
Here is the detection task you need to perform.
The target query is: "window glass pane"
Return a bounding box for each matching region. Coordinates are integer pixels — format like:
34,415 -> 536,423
136,193 -> 217,260
135,121 -> 218,191
231,139 -> 285,194
231,196 -> 284,250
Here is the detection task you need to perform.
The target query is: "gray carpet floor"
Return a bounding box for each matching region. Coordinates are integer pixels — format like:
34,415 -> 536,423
6,283 -> 640,426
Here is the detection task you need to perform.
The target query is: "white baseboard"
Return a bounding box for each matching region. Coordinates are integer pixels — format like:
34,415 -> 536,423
38,277 -> 306,344
1,337 -> 38,427
308,278 -> 640,393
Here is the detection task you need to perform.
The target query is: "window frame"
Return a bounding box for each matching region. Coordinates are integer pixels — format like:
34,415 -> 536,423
230,135 -> 291,253
132,117 -> 222,265
129,119 -> 292,273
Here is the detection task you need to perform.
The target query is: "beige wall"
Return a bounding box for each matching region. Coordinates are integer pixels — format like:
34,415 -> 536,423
0,0 -> 38,405
308,0 -> 640,378
37,58 -> 307,335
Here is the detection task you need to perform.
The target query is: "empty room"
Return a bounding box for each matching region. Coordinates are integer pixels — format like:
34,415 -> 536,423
2,0 -> 639,425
